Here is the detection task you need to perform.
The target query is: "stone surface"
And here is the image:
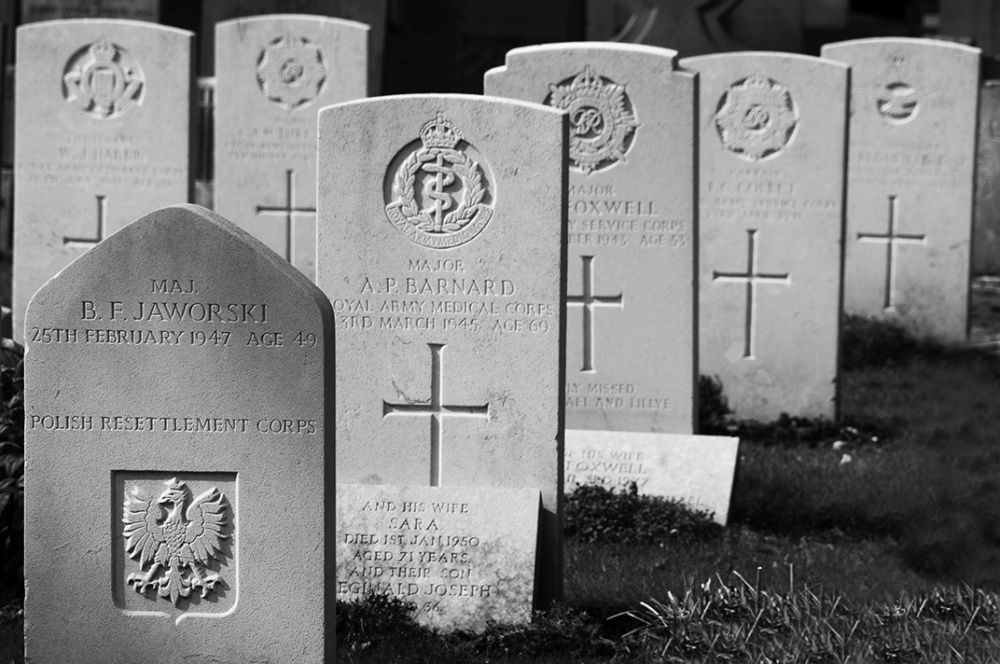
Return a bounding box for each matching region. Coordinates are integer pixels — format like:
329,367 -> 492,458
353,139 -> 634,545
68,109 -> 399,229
317,94 -> 566,609
20,0 -> 158,23
565,430 -> 739,525
200,0 -> 385,94
682,53 -> 847,420
13,20 -> 194,342
486,43 -> 697,434
214,15 -> 367,281
975,81 -> 1000,275
822,38 -> 980,345
24,205 -> 335,662
337,484 -> 538,632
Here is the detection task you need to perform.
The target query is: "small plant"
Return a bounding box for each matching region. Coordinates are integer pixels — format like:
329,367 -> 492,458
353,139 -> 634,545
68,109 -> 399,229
336,591 -> 420,652
564,483 -> 721,545
0,339 -> 23,589
698,374 -> 732,434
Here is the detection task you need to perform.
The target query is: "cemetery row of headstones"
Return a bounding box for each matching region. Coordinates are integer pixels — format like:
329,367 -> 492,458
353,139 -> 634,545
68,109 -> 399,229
15,17 -> 982,661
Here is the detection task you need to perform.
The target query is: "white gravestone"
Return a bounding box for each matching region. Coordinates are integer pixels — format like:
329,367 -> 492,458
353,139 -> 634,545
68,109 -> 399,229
13,19 -> 194,343
485,43 -> 697,434
682,52 -> 847,420
565,430 -> 739,525
317,94 -> 566,618
24,205 -> 335,662
822,38 -> 981,345
214,15 -> 367,281
337,485 -> 539,632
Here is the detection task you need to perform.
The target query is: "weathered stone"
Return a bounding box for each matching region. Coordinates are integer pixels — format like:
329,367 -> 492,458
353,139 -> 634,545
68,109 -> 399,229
822,38 -> 980,344
337,484 -> 538,632
24,204 -> 334,662
200,0 -> 385,94
317,94 -> 566,618
214,14 -> 367,281
486,43 -> 697,433
683,52 -> 847,420
565,430 -> 739,525
13,20 -> 194,342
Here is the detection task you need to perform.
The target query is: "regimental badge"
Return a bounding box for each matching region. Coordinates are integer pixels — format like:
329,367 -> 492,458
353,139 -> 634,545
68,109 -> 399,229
384,112 -> 494,249
62,38 -> 144,123
715,74 -> 798,162
122,478 -> 229,607
256,35 -> 328,111
870,54 -> 921,126
546,66 -> 639,175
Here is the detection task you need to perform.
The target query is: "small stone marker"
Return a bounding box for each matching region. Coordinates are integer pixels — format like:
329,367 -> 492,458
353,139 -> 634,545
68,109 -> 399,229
975,81 -> 1000,275
13,20 -> 194,342
337,485 -> 539,631
485,43 -> 697,434
565,430 -> 739,525
24,205 -> 335,662
682,53 -> 847,420
822,38 -> 980,344
214,15 -> 367,281
317,94 -> 566,615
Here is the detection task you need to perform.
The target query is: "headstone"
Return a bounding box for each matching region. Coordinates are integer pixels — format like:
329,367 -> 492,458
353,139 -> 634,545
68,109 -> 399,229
822,38 -> 980,344
317,94 -> 566,615
975,81 -> 1000,275
24,205 -> 335,662
337,484 -> 539,631
486,43 -> 697,434
682,52 -> 847,420
214,15 -> 367,281
565,430 -> 739,525
21,0 -> 158,23
201,0 -> 385,95
13,20 -> 194,342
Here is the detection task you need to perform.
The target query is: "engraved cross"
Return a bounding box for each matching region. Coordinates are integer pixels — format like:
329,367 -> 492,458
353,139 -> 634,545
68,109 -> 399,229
64,195 -> 108,248
857,195 -> 926,311
567,255 -> 624,372
382,343 -> 490,486
255,169 -> 317,264
712,229 -> 790,359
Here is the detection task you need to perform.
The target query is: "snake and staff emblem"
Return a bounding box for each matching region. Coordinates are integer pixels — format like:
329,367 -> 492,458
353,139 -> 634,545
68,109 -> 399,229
384,112 -> 494,249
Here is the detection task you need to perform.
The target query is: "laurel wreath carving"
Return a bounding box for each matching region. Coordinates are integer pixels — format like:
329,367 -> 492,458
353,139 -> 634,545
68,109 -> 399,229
393,147 -> 485,234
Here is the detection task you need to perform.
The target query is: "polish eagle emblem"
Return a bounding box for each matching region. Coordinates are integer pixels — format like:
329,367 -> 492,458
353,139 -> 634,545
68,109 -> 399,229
122,478 -> 229,606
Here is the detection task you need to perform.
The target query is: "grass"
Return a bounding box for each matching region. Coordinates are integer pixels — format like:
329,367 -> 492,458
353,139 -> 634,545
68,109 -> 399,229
6,311 -> 1000,662
333,315 -> 1000,663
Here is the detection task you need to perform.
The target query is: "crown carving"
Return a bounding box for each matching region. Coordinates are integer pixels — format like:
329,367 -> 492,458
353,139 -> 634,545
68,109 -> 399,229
420,112 -> 462,149
90,38 -> 115,63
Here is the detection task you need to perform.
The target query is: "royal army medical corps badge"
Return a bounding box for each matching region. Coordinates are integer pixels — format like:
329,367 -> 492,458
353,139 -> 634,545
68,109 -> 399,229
383,112 -> 495,249
256,35 -> 328,111
715,74 -> 799,162
546,65 -> 639,176
62,38 -> 144,123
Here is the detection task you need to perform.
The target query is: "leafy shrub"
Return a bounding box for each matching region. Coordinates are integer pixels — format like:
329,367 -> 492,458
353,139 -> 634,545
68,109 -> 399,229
698,374 -> 732,434
0,339 -> 23,589
336,592 -> 420,651
564,483 -> 721,545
